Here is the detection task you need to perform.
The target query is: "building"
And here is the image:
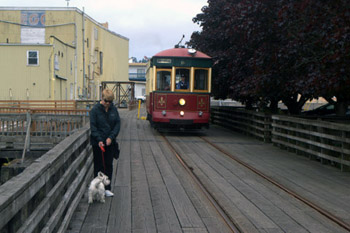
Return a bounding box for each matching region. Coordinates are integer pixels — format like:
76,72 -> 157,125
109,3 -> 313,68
128,62 -> 146,102
0,7 -> 129,100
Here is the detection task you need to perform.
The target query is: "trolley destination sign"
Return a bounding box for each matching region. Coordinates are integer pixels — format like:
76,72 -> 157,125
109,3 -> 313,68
150,48 -> 212,68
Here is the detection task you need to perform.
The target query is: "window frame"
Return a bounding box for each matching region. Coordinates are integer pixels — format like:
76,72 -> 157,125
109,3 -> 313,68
193,68 -> 210,92
27,50 -> 39,66
155,68 -> 172,91
174,67 -> 190,91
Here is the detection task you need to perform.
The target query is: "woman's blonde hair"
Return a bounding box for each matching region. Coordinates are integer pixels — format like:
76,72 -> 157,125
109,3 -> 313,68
102,89 -> 114,101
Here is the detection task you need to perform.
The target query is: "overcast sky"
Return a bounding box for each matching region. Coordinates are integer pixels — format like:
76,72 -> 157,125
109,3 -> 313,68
1,0 -> 208,60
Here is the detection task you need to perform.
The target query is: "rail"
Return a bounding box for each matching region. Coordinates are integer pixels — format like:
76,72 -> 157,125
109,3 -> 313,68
210,107 -> 350,171
0,100 -> 97,114
272,115 -> 350,171
211,106 -> 272,142
0,113 -> 88,151
0,107 -> 90,115
0,100 -> 77,109
0,125 -> 93,233
200,136 -> 350,231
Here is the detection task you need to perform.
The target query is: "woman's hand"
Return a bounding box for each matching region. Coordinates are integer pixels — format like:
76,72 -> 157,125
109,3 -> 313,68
106,138 -> 112,146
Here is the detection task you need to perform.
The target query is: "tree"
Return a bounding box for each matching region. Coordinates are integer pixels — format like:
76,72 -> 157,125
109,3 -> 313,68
190,0 -> 350,115
277,0 -> 350,115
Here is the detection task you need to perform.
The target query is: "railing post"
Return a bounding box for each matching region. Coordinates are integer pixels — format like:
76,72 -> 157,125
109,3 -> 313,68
341,131 -> 349,172
21,111 -> 31,163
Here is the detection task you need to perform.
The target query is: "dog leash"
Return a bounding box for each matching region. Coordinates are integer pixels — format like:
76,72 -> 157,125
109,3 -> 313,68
99,145 -> 106,173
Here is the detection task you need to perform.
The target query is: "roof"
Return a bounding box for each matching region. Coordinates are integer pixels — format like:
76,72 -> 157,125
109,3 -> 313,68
153,48 -> 211,59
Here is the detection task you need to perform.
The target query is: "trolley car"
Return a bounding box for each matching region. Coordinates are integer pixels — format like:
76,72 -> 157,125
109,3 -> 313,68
146,47 -> 212,130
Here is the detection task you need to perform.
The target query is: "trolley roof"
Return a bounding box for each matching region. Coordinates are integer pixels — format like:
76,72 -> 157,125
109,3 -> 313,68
150,48 -> 212,68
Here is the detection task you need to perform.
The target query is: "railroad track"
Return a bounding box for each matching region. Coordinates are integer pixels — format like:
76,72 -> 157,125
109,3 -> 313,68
199,136 -> 350,232
161,133 -> 350,233
161,134 -> 241,233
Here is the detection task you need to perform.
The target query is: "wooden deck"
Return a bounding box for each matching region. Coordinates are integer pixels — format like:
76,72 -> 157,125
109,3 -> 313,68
67,107 -> 350,233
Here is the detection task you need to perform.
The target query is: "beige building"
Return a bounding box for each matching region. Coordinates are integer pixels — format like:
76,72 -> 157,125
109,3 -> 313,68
0,7 -> 129,100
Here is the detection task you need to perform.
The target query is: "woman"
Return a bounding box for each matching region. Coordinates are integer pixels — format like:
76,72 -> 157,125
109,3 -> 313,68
90,89 -> 120,197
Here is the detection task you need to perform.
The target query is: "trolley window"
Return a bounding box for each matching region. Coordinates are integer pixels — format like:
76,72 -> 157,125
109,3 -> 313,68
175,68 -> 190,90
194,69 -> 209,91
156,70 -> 171,91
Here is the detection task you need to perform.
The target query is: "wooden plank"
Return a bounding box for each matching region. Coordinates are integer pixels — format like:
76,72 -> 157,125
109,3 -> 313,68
272,138 -> 350,166
273,131 -> 350,154
64,167 -> 93,233
129,117 -> 157,232
137,120 -> 182,232
272,115 -> 350,131
152,134 -> 232,232
167,135 -> 261,233
106,185 -> 131,233
106,110 -> 132,233
144,133 -> 206,230
272,123 -> 350,143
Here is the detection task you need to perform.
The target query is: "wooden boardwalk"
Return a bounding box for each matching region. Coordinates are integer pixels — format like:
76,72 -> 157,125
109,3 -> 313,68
67,107 -> 350,233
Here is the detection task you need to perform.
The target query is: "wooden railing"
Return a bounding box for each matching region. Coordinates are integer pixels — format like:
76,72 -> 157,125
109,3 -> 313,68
0,100 -> 77,109
0,113 -> 88,151
211,106 -> 272,142
0,125 -> 93,233
272,115 -> 350,171
0,100 -> 91,151
210,107 -> 350,171
0,100 -> 97,114
0,107 -> 90,115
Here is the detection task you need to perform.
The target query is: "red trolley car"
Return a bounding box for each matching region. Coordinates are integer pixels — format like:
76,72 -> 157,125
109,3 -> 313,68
146,47 -> 212,130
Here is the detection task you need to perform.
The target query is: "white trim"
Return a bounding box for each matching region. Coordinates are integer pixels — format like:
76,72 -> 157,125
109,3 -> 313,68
27,50 -> 39,66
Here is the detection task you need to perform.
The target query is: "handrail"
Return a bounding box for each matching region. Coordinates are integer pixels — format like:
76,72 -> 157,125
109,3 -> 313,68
0,100 -> 97,113
0,107 -> 89,115
0,125 -> 92,232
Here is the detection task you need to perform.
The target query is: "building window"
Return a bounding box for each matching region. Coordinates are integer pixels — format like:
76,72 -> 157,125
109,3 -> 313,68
27,50 -> 39,66
94,28 -> 98,40
137,69 -> 144,78
100,52 -> 103,75
54,54 -> 59,70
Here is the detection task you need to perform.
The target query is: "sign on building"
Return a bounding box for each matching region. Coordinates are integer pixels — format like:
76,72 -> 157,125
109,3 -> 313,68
20,11 -> 46,44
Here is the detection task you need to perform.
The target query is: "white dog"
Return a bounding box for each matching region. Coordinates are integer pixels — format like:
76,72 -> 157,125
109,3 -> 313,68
88,171 -> 110,204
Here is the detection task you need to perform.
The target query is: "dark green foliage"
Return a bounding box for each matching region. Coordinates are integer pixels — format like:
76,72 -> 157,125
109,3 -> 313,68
189,0 -> 350,115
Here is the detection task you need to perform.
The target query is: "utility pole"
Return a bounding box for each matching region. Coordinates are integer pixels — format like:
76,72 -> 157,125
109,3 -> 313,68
66,0 -> 70,7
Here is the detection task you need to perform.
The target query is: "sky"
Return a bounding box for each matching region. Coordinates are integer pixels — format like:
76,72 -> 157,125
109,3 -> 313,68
1,0 -> 208,60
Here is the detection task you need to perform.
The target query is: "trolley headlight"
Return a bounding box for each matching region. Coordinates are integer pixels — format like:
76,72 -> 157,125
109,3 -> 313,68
162,110 -> 166,116
179,98 -> 186,106
180,111 -> 185,116
199,111 -> 203,116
